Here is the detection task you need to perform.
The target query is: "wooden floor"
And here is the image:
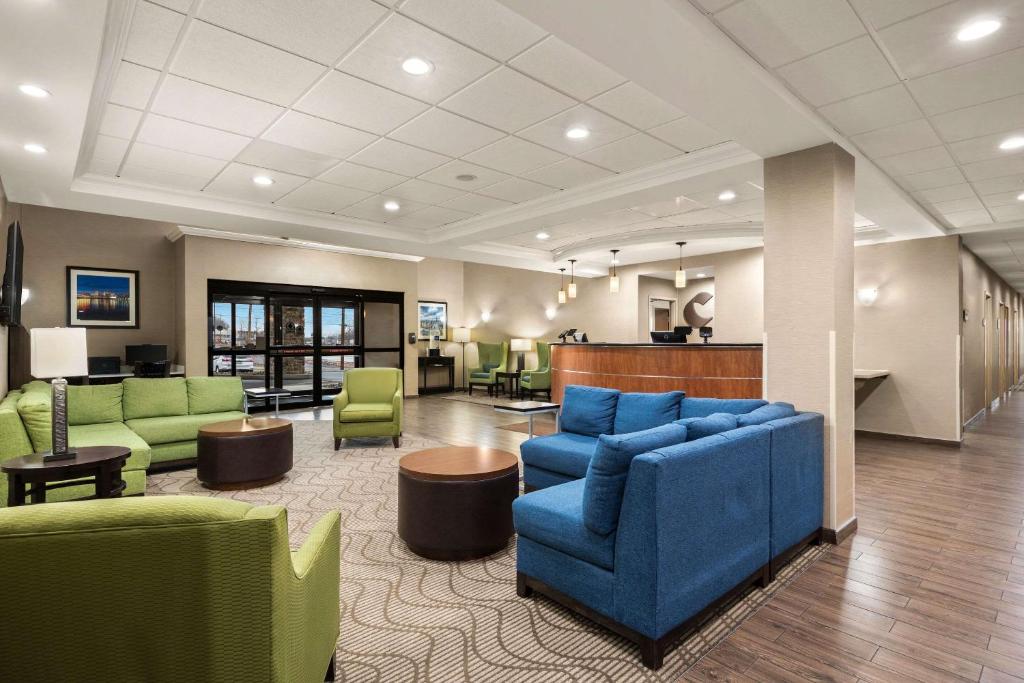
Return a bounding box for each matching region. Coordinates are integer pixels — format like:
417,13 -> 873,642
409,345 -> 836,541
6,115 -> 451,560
288,391 -> 1024,682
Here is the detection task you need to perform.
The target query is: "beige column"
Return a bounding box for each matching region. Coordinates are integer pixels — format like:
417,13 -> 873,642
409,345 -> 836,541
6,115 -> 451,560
763,143 -> 856,537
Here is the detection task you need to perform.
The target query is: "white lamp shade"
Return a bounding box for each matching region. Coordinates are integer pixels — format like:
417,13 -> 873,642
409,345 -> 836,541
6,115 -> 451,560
675,269 -> 687,288
31,327 -> 88,378
568,282 -> 577,299
511,338 -> 531,352
453,327 -> 471,343
558,289 -> 567,304
609,275 -> 620,293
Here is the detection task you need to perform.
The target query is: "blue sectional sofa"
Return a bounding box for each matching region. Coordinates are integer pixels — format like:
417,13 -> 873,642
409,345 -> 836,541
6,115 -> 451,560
514,386 -> 824,669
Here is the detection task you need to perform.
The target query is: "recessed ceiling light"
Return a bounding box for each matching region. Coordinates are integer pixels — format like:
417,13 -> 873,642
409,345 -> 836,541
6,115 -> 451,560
252,175 -> 274,186
455,174 -> 477,182
696,272 -> 707,277
565,126 -> 590,140
402,57 -> 433,76
18,84 -> 50,98
384,200 -> 401,212
536,231 -> 550,240
998,136 -> 1024,151
956,18 -> 1001,42
718,190 -> 736,201
23,143 -> 46,154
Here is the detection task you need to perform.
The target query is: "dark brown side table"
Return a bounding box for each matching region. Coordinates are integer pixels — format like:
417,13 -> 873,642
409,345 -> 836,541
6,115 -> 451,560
496,371 -> 522,399
197,417 -> 293,490
397,446 -> 519,560
2,445 -> 131,507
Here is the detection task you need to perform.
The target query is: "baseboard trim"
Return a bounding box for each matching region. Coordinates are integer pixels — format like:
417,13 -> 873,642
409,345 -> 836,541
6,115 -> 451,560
855,429 -> 961,448
823,517 -> 857,545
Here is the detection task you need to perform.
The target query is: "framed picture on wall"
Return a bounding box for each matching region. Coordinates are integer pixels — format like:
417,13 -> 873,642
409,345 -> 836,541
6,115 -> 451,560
417,301 -> 447,341
66,266 -> 139,328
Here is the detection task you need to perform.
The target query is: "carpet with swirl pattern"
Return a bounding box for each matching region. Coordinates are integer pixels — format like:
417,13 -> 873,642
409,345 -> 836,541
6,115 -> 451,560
146,421 -> 828,682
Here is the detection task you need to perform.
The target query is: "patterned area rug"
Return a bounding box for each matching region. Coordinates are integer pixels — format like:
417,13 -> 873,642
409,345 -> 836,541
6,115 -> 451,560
147,421 -> 828,682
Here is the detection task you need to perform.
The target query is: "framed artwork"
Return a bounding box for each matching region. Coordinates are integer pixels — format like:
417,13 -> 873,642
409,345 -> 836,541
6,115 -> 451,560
417,301 -> 447,341
66,266 -> 139,328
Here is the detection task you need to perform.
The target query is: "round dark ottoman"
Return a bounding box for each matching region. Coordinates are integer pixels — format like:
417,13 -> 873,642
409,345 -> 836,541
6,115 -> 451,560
197,418 -> 293,490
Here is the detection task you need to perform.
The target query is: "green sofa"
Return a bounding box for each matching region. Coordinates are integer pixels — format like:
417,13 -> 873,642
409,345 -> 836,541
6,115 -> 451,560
0,496 -> 340,682
333,367 -> 403,449
520,341 -> 551,399
467,341 -> 508,396
1,377 -> 245,506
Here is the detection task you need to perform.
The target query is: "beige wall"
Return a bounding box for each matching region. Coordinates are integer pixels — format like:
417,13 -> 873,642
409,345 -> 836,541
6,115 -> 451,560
416,258 -> 466,387
0,181 -> 16,396
177,235 -> 420,396
636,275 -> 678,339
855,236 -> 962,442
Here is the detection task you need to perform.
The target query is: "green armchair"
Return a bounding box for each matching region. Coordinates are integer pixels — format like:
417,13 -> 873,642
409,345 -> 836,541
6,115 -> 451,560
0,496 -> 340,683
333,367 -> 403,449
467,341 -> 509,396
521,341 -> 552,399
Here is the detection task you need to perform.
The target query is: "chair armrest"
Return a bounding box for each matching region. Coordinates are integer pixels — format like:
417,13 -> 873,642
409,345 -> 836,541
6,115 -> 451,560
333,389 -> 350,415
393,388 -> 403,432
291,510 -> 341,578
287,511 -> 341,681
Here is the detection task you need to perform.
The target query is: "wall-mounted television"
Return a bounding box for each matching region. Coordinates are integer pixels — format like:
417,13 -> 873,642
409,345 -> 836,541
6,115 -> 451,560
0,221 -> 24,326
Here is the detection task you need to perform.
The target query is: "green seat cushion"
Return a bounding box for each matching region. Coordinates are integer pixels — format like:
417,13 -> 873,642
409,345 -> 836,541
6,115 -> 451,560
123,377 -> 188,420
16,385 -> 53,453
68,422 -> 152,472
337,403 -> 393,422
150,440 -> 197,464
187,377 -> 244,415
125,411 -> 245,445
0,391 -> 33,460
68,384 -> 124,425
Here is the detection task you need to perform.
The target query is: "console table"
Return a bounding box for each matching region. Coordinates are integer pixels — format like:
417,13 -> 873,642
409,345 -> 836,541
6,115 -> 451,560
418,355 -> 455,394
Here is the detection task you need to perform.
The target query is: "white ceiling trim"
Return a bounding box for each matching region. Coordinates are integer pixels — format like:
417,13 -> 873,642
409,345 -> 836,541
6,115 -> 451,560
553,222 -> 764,261
169,225 -> 425,262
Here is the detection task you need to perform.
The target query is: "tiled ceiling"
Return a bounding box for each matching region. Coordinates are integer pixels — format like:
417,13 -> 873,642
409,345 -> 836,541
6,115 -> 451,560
693,0 -> 1024,232
88,0 -> 733,233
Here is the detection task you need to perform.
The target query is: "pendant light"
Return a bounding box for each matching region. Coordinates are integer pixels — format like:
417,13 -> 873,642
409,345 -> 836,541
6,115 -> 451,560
568,259 -> 578,299
675,241 -> 687,289
557,268 -> 567,304
609,249 -> 620,293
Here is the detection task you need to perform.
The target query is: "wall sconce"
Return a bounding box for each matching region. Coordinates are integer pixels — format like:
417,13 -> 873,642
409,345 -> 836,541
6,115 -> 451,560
480,310 -> 491,322
545,306 -> 556,320
20,287 -> 30,305
857,288 -> 879,306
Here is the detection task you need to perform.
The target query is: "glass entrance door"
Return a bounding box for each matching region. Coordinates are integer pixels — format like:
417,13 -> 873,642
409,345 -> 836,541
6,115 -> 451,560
319,298 -> 360,401
268,296 -> 316,407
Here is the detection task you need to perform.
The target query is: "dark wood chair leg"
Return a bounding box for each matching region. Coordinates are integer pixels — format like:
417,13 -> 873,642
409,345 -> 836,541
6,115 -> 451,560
392,436 -> 401,448
516,572 -> 533,598
639,637 -> 664,670
325,652 -> 336,681
334,437 -> 341,451
468,384 -> 473,396
757,564 -> 772,588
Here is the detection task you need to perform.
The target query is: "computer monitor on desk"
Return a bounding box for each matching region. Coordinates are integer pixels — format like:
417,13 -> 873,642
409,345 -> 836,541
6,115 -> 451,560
125,344 -> 167,364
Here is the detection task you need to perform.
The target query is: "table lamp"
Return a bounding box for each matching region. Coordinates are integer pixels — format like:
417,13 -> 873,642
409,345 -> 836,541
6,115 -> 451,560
511,338 -> 531,372
453,327 -> 471,391
30,327 -> 88,460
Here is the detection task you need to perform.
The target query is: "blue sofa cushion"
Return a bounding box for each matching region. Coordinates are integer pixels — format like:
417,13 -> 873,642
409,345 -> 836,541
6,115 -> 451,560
520,432 -> 598,479
560,386 -> 620,438
679,397 -> 767,418
685,412 -> 738,441
613,391 -> 684,434
514,479 -> 615,570
736,402 -> 797,427
583,423 -> 688,535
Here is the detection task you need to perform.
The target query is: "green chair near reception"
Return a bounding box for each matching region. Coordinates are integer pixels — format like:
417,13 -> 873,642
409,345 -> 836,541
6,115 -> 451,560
333,367 -> 403,449
521,342 -> 552,399
0,496 -> 340,683
467,341 -> 508,396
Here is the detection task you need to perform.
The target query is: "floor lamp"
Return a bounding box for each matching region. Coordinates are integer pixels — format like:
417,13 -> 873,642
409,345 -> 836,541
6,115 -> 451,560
453,327 -> 471,392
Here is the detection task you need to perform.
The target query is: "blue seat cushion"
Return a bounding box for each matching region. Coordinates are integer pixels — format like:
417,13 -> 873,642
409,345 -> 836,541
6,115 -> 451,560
520,432 -> 598,479
685,412 -> 739,441
470,372 -> 494,380
679,397 -> 767,418
736,402 -> 797,427
613,391 -> 684,434
560,385 -> 620,437
583,423 -> 688,535
513,479 -> 615,570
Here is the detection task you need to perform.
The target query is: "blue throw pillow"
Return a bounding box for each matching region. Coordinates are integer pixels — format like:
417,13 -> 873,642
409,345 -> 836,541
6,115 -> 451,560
679,397 -> 767,418
686,412 -> 738,441
613,391 -> 685,434
583,423 -> 688,535
560,385 -> 620,437
736,402 -> 796,427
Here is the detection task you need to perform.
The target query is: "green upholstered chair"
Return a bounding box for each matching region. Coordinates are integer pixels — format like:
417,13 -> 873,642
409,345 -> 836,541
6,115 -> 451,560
333,367 -> 403,449
467,341 -> 508,396
521,341 -> 552,399
0,496 -> 340,683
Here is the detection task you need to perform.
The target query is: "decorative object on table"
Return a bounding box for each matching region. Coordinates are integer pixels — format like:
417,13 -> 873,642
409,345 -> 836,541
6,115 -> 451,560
417,300 -> 447,340
557,328 -> 577,342
3,445 -> 130,506
466,341 -> 508,396
30,327 -> 88,461
568,260 -> 578,299
453,326 -> 471,391
510,338 -> 531,371
66,266 -> 139,328
609,249 -> 620,293
700,326 -> 713,343
197,417 -> 293,490
428,334 -> 441,357
520,342 -> 551,399
674,242 -> 688,288
557,267 -> 567,304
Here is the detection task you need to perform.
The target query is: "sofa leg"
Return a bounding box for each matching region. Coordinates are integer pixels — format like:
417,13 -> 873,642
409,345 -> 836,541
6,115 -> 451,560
758,564 -> 772,588
639,637 -> 664,670
333,438 -> 341,451
814,527 -> 825,545
325,652 -> 336,681
516,572 -> 533,598
392,436 -> 401,448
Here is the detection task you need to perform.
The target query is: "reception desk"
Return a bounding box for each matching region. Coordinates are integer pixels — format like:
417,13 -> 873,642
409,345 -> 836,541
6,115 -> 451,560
551,343 -> 763,403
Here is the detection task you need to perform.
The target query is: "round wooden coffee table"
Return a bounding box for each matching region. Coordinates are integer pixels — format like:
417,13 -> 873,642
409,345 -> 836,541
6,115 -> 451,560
197,417 -> 293,490
397,446 -> 519,560
2,445 -> 131,506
